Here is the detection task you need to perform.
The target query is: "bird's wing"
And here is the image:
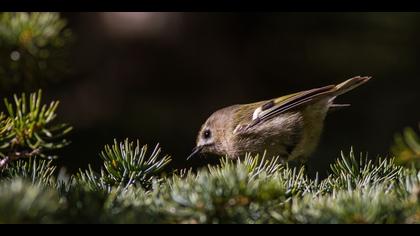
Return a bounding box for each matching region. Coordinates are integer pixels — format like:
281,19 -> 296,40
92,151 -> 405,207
231,85 -> 336,134
242,85 -> 337,132
235,76 -> 371,133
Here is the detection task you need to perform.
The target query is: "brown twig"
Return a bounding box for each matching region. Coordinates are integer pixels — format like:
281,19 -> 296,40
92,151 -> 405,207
0,156 -> 10,170
0,148 -> 41,170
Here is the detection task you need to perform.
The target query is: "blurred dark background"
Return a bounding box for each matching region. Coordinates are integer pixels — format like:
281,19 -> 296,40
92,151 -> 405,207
19,12 -> 419,175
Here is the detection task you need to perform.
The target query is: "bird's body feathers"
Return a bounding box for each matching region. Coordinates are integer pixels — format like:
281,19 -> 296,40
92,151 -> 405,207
190,76 -> 371,162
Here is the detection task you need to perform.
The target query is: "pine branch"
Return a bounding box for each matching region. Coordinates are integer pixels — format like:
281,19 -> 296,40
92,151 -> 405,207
0,158 -> 56,185
326,148 -> 404,192
0,90 -> 72,171
76,139 -> 171,192
277,186 -> 410,224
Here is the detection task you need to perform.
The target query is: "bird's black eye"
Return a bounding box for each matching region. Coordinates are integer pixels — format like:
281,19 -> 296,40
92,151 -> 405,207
203,129 -> 211,139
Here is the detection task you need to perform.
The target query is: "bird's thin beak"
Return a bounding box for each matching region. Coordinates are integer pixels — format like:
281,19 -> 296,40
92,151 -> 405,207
187,146 -> 203,160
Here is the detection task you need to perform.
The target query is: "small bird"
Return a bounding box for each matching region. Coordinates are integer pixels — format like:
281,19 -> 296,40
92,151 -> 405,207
187,76 -> 371,162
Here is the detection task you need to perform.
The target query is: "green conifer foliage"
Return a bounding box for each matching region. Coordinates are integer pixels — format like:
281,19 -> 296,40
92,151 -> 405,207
0,12 -> 419,224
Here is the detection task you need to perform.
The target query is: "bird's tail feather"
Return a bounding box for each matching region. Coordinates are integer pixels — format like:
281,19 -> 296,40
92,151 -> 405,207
332,76 -> 371,97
